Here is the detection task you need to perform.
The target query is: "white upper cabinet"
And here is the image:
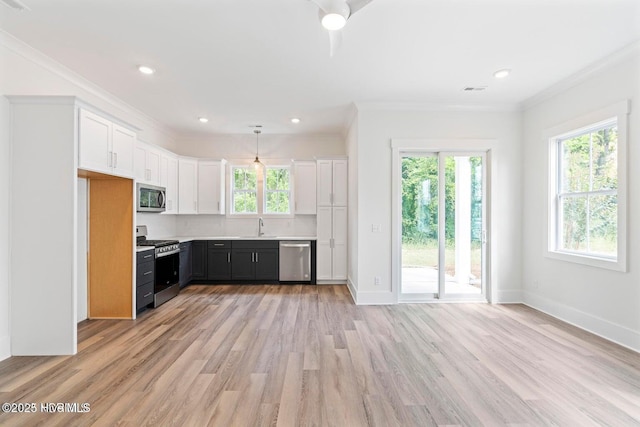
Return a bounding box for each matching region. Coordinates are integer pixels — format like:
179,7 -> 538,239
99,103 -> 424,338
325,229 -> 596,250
178,157 -> 198,214
79,108 -> 135,178
317,159 -> 347,207
134,141 -> 161,186
293,161 -> 317,214
197,160 -> 226,214
160,152 -> 179,214
111,125 -> 135,176
332,159 -> 348,206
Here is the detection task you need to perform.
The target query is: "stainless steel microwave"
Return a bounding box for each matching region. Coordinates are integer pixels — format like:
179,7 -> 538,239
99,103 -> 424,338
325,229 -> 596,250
137,183 -> 166,212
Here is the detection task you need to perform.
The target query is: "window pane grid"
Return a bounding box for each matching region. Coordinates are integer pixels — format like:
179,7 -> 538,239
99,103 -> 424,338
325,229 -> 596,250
232,167 -> 257,214
555,120 -> 617,259
265,167 -> 291,214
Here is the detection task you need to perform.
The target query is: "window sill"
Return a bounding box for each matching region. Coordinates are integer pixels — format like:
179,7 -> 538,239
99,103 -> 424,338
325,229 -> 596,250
226,213 -> 295,219
545,250 -> 626,272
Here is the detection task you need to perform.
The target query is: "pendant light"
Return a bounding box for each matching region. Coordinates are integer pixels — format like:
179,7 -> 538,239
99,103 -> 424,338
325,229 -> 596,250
253,129 -> 263,169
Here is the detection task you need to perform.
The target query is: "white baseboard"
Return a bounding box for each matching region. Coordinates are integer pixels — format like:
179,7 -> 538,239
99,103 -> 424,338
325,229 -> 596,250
0,334 -> 10,362
523,291 -> 640,353
316,280 -> 347,285
346,278 -> 357,303
346,278 -> 395,305
494,289 -> 523,303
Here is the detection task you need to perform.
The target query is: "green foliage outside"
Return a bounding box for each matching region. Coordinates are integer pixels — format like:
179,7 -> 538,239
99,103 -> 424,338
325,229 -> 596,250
401,156 -> 483,244
401,156 -> 483,276
232,166 -> 291,214
265,168 -> 290,213
233,167 -> 257,213
560,125 -> 617,254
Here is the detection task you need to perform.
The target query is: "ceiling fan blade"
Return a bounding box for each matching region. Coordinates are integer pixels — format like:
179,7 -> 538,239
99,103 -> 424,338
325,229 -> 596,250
308,0 -> 334,14
328,29 -> 343,57
346,0 -> 372,16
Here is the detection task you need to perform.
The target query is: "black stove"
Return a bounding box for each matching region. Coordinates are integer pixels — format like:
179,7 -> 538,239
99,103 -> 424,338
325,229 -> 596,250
137,238 -> 180,257
136,225 -> 180,309
137,238 -> 179,247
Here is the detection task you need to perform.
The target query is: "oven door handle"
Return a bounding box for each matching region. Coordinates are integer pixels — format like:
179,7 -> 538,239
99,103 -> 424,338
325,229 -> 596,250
156,249 -> 180,258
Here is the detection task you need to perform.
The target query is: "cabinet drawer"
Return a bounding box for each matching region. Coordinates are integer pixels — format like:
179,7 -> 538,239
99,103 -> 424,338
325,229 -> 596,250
136,250 -> 154,263
136,282 -> 154,309
232,240 -> 279,249
136,260 -> 154,285
208,240 -> 231,249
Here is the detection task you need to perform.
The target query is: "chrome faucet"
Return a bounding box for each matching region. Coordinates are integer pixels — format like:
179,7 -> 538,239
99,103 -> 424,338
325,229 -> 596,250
258,217 -> 264,236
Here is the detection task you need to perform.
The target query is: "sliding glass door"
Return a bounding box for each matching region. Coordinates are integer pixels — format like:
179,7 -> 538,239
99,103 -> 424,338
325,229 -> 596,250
400,152 -> 486,301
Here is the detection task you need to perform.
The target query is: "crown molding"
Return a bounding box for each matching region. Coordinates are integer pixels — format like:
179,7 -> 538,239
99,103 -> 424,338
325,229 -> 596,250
354,101 -> 521,113
522,40 -> 640,111
0,29 -> 177,140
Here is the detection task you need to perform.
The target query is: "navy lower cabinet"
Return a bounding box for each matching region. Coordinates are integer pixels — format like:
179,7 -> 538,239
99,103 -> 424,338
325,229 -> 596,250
230,240 -> 279,282
179,241 -> 192,288
191,241 -> 207,281
136,248 -> 155,312
207,241 -> 232,281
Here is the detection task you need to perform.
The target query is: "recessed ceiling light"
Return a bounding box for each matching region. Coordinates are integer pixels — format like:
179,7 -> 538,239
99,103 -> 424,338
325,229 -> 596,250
138,65 -> 155,75
493,69 -> 511,79
198,117 -> 209,123
290,118 -> 301,124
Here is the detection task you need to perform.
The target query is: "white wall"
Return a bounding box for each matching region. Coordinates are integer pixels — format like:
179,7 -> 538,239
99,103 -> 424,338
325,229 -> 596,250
346,115 -> 359,298
0,96 -> 10,360
1,31 -> 175,149
352,107 -> 523,304
0,32 -> 176,359
11,101 -> 77,355
522,48 -> 640,351
175,134 -> 345,160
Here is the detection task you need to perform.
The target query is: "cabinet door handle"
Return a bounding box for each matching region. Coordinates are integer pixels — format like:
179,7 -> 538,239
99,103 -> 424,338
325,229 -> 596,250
227,253 -> 230,263
255,252 -> 259,263
143,254 -> 152,259
113,152 -> 118,169
251,252 -> 254,263
143,271 -> 152,276
143,292 -> 153,298
107,151 -> 112,167
217,201 -> 220,212
213,243 -> 224,246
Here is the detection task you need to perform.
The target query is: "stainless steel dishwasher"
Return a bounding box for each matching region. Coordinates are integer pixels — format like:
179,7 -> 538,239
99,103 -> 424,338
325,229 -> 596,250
279,241 -> 311,282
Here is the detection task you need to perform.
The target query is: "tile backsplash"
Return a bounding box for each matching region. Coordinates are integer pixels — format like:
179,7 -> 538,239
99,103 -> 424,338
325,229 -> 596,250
137,213 -> 317,239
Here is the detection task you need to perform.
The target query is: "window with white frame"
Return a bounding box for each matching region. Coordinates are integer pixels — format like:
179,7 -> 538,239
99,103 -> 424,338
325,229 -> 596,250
547,101 -> 628,271
231,166 -> 258,214
264,166 -> 291,214
229,164 -> 292,216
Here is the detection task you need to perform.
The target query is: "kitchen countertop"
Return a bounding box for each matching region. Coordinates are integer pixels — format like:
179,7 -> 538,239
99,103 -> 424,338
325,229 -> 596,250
172,236 -> 317,243
136,236 -> 317,251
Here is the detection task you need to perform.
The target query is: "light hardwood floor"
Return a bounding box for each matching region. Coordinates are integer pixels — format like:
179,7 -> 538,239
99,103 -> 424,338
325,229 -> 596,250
0,284 -> 639,426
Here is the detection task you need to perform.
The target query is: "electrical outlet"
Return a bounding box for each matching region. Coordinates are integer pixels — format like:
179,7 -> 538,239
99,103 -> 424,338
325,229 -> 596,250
371,224 -> 381,233
374,276 -> 381,285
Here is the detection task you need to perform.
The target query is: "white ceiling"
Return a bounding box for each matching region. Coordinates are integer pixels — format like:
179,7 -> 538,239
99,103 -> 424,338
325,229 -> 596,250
1,0 -> 639,137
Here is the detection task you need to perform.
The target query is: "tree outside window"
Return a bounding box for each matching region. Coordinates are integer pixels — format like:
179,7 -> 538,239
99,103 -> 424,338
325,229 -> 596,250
232,166 -> 257,214
265,167 -> 290,214
557,121 -> 618,257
